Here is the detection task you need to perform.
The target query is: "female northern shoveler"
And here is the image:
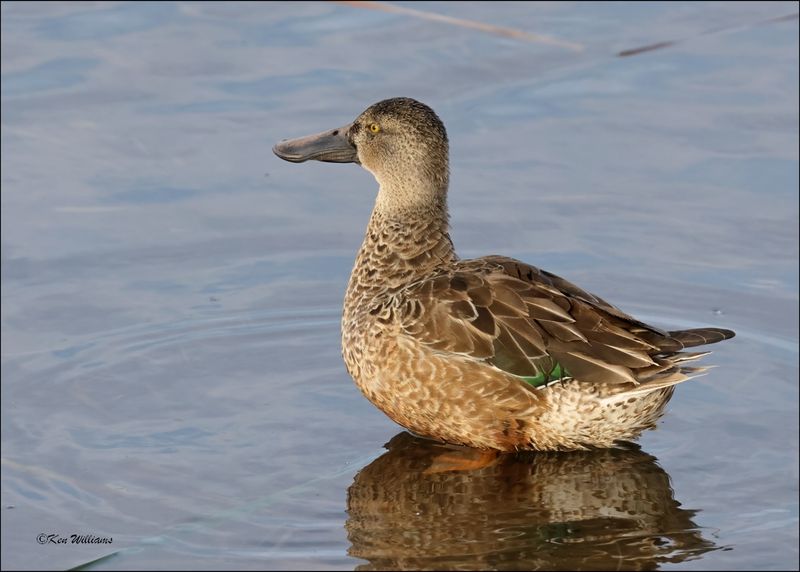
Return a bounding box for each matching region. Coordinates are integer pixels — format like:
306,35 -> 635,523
273,97 -> 734,451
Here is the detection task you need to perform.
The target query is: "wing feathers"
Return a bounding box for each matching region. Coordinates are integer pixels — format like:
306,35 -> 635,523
396,256 -> 733,389
555,350 -> 638,384
526,297 -> 575,322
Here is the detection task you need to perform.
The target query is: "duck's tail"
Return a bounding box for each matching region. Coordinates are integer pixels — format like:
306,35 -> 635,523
605,327 -> 735,399
665,327 -> 736,349
633,327 -> 736,353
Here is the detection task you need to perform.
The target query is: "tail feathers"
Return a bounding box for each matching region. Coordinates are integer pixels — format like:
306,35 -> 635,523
608,350 -> 719,400
599,328 -> 733,400
646,327 -> 735,352
668,327 -> 735,347
670,350 -> 711,364
635,351 -> 709,383
608,364 -> 712,400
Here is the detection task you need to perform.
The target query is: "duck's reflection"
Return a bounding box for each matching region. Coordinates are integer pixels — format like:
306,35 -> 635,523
346,432 -> 716,571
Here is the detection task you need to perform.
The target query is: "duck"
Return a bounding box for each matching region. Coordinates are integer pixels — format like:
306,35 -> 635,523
273,97 -> 735,452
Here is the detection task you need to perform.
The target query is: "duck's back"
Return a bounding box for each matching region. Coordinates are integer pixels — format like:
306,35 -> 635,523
390,254 -> 734,387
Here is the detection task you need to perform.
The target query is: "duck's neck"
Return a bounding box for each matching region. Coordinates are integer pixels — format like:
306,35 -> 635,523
347,182 -> 456,301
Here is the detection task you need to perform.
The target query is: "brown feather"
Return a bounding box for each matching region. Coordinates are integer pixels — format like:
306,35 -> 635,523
525,297 -> 575,322
554,351 -> 639,385
539,320 -> 589,343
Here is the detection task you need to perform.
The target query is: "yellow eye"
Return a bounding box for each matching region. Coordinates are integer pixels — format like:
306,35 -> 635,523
369,123 -> 380,133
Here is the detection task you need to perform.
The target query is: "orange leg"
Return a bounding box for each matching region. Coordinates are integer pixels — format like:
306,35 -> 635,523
423,448 -> 500,474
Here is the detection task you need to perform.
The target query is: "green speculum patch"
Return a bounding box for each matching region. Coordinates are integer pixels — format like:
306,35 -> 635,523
520,363 -> 568,387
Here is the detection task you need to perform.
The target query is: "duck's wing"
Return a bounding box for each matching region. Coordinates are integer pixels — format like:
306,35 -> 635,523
397,255 -> 733,386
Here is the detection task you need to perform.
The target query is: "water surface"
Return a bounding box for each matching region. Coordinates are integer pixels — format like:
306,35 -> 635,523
2,2 -> 798,570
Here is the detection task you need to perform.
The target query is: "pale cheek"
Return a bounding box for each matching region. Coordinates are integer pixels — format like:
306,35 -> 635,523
358,149 -> 378,176
359,145 -> 390,177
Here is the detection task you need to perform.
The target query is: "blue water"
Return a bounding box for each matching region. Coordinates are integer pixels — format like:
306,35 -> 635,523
2,2 -> 798,570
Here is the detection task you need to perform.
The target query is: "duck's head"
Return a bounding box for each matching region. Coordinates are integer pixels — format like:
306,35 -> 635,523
274,97 -> 449,209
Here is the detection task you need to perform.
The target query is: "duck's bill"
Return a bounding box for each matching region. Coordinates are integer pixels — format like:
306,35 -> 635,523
272,123 -> 358,164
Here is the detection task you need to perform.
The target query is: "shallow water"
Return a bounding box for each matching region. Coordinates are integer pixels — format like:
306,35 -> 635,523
1,1 -> 798,570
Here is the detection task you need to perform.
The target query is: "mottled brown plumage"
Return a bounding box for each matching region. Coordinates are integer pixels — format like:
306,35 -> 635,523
273,97 -> 735,451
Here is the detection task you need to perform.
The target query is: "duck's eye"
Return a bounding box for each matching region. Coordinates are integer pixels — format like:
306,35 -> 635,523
368,123 -> 380,133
